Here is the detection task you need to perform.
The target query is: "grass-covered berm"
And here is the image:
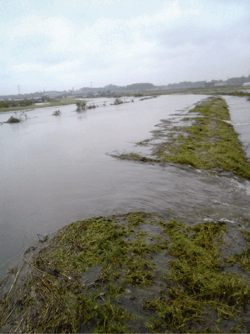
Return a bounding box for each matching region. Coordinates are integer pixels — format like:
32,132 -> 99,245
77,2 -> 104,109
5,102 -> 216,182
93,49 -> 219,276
113,97 -> 250,180
0,212 -> 250,333
0,98 -> 86,112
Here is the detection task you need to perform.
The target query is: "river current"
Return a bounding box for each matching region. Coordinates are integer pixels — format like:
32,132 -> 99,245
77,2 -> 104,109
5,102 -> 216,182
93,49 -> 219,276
0,94 -> 250,277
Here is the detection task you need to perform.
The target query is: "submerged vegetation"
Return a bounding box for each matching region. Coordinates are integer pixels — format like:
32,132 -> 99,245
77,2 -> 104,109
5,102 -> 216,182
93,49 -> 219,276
52,109 -> 61,116
5,116 -> 21,123
5,111 -> 27,123
76,101 -> 98,111
0,212 -> 250,333
113,97 -> 250,180
226,230 -> 250,274
113,98 -> 123,105
76,101 -> 87,111
156,97 -> 250,179
110,153 -> 159,163
139,96 -> 157,101
111,98 -> 134,105
145,220 -> 250,332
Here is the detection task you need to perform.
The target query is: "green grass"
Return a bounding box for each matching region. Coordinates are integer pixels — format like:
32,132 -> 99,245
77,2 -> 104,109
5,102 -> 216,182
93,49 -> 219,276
226,231 -> 250,273
145,220 -> 250,332
110,152 -> 159,163
0,213 -> 167,333
157,97 -> 250,179
160,86 -> 250,97
1,213 -> 249,333
42,214 -> 162,286
111,97 -> 250,179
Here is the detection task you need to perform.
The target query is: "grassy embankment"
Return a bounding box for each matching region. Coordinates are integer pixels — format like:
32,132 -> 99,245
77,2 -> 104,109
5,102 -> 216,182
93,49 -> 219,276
0,99 -> 84,112
1,213 -> 250,333
125,86 -> 250,98
157,97 -> 250,179
162,87 -> 250,97
115,97 -> 250,180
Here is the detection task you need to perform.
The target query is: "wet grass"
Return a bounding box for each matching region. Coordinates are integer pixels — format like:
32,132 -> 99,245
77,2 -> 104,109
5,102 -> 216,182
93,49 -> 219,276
226,231 -> 250,273
110,153 -> 159,163
39,214 -> 162,287
157,98 -> 250,179
112,97 -> 250,179
1,213 -> 250,333
156,97 -> 250,179
5,111 -> 27,123
0,213 -> 167,333
144,220 -> 250,332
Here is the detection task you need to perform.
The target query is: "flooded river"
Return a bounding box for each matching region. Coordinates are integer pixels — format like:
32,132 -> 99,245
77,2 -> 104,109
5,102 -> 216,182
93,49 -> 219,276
224,95 -> 250,158
1,94 -> 250,277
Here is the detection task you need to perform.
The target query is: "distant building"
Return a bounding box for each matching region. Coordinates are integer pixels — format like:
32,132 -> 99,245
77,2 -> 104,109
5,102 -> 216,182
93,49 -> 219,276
242,82 -> 250,87
214,83 -> 226,87
45,91 -> 60,98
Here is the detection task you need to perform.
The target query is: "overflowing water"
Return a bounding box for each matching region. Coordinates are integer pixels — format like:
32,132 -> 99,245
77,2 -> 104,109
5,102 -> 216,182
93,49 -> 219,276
224,96 -> 250,158
0,94 -> 250,277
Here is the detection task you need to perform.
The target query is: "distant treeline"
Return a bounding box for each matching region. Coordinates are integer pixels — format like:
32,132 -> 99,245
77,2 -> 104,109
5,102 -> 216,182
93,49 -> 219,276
0,99 -> 33,109
1,74 -> 250,101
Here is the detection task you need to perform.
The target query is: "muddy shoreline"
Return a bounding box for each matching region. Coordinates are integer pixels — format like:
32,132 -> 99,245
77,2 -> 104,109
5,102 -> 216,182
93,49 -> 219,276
1,97 -> 250,333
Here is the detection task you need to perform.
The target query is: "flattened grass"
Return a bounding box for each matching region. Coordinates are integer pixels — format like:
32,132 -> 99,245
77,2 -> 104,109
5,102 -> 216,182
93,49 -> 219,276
37,214 -> 161,286
145,220 -> 250,332
111,97 -> 250,179
226,231 -> 250,273
0,213 -> 167,333
1,213 -> 249,333
157,97 -> 250,179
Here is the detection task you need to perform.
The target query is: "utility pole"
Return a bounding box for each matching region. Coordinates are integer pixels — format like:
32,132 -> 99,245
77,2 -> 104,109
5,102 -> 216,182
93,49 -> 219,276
18,85 -> 20,95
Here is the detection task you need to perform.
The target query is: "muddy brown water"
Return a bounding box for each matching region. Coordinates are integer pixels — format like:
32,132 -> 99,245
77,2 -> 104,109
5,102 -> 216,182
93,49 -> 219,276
0,95 -> 250,278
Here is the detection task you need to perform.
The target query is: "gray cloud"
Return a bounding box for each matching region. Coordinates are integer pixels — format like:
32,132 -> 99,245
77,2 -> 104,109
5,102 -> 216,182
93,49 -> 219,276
0,0 -> 250,94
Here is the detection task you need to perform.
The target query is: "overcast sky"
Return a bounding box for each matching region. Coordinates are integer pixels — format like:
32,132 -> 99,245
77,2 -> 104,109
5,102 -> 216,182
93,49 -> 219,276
1,0 -> 250,94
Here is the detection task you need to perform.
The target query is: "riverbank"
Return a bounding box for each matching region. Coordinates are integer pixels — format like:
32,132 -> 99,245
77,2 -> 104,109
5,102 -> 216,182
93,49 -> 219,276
0,98 -> 84,112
